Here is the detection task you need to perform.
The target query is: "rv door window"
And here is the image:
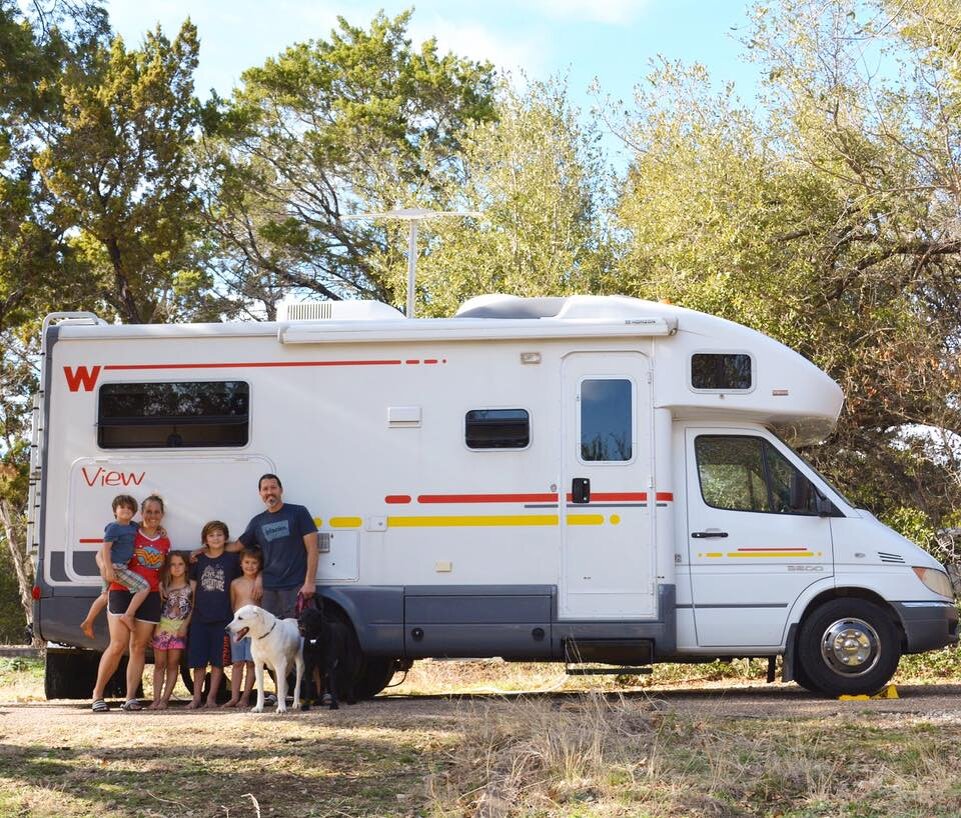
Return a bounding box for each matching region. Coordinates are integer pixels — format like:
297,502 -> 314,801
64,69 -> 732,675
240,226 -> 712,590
465,409 -> 530,449
580,378 -> 632,462
695,435 -> 820,515
98,381 -> 249,448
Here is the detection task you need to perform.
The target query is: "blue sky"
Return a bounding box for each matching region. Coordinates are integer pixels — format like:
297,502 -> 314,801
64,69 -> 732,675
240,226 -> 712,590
105,0 -> 760,158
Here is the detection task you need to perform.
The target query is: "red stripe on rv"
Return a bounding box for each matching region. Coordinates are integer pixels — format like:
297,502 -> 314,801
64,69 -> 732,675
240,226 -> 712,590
418,493 -> 559,504
103,360 -> 403,370
385,495 -> 412,504
79,538 -> 102,544
563,492 -> 649,502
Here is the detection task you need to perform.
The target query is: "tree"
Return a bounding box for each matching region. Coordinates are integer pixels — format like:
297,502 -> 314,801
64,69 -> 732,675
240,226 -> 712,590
200,11 -> 496,318
412,77 -> 613,317
612,0 -> 961,534
34,17 -> 212,324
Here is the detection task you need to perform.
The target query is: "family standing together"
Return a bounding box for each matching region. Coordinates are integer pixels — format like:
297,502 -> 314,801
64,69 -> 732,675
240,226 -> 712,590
85,474 -> 319,712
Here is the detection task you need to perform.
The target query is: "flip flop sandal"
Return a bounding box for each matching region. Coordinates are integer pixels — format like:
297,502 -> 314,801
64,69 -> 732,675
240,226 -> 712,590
120,699 -> 142,711
91,699 -> 109,712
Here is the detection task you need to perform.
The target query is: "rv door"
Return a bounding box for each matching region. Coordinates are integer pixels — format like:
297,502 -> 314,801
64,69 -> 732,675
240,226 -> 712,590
560,352 -> 655,620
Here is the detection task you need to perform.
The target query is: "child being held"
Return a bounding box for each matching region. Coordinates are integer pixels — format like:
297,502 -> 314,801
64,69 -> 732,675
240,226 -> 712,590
186,520 -> 241,709
223,547 -> 263,708
149,551 -> 193,709
80,494 -> 151,635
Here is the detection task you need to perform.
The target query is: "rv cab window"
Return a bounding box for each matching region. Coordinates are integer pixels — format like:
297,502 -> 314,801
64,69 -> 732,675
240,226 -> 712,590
691,353 -> 752,391
97,381 -> 249,449
695,435 -> 819,515
465,409 -> 530,449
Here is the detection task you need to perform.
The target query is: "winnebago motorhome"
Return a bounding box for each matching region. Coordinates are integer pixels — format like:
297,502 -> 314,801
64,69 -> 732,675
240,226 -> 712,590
31,295 -> 958,698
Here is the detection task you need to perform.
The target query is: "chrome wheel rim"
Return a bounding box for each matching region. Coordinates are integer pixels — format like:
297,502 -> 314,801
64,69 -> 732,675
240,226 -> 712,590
820,617 -> 881,676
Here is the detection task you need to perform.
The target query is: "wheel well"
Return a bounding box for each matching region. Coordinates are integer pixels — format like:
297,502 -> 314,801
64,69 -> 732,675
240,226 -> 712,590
796,588 -> 907,649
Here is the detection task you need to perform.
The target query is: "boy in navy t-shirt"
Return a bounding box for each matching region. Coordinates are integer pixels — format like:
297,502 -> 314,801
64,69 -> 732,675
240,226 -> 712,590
186,520 -> 240,709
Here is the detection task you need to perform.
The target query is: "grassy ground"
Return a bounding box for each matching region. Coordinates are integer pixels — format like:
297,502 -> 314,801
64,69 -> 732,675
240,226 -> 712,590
2,654 -> 961,817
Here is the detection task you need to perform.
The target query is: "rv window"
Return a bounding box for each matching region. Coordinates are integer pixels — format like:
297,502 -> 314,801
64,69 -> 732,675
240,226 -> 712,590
465,409 -> 530,449
695,435 -> 819,515
691,353 -> 752,391
98,381 -> 249,449
580,378 -> 632,462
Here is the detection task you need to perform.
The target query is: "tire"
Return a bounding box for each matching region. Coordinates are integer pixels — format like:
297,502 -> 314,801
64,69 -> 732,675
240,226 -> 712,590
353,657 -> 397,700
45,650 -> 127,700
796,598 -> 901,697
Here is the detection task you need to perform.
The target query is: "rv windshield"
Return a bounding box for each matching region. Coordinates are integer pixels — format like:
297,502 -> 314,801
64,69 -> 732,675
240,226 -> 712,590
771,431 -> 855,509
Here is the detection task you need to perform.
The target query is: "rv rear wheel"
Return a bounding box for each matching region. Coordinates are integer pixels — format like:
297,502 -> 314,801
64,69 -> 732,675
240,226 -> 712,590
796,599 -> 901,697
45,650 -> 127,700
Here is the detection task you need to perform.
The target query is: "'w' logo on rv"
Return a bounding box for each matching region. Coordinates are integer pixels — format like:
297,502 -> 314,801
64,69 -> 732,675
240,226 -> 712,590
63,366 -> 102,392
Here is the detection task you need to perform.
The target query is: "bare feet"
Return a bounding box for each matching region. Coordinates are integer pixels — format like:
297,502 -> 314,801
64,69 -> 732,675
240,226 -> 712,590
185,699 -> 202,710
221,698 -> 239,708
156,700 -> 168,710
148,700 -> 161,710
119,613 -> 135,631
80,620 -> 95,639
238,696 -> 251,709
204,699 -> 219,709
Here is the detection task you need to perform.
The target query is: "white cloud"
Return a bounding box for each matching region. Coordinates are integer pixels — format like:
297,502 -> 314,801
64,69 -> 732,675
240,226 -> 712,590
409,16 -> 550,76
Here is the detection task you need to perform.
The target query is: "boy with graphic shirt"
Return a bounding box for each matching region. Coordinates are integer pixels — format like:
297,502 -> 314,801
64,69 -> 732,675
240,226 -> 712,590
186,520 -> 241,709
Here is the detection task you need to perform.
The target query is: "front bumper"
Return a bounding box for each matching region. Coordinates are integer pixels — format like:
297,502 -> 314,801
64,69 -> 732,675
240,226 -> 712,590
893,601 -> 959,653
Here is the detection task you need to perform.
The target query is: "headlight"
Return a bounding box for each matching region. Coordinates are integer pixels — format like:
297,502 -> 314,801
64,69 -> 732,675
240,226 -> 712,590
912,567 -> 955,598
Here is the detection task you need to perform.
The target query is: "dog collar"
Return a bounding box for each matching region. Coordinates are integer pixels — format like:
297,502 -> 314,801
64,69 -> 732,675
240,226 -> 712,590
257,621 -> 277,640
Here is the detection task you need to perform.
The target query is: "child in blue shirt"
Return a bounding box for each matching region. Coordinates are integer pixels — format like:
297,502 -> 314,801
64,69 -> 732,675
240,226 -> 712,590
80,494 -> 151,635
186,520 -> 241,708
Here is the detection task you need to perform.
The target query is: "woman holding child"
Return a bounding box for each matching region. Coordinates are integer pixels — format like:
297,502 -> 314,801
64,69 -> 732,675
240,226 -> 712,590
90,494 -> 170,712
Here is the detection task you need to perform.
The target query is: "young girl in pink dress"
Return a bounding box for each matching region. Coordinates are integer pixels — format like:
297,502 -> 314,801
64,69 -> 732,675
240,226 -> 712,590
149,552 -> 193,709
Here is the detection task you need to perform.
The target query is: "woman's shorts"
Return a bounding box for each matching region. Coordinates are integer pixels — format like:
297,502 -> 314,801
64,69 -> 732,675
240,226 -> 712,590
107,590 -> 161,624
230,635 -> 253,663
187,620 -> 231,669
152,617 -> 187,651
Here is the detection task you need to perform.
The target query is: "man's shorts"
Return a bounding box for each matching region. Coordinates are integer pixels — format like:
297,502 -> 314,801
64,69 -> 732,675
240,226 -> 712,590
188,620 -> 231,669
261,586 -> 300,620
230,635 -> 253,663
107,589 -> 161,624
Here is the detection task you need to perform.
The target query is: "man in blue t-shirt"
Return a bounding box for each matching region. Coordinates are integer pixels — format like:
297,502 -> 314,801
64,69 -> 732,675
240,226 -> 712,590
236,473 -> 319,620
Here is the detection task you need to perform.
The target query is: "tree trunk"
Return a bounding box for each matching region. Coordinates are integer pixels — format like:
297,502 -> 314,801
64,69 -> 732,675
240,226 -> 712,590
0,498 -> 38,646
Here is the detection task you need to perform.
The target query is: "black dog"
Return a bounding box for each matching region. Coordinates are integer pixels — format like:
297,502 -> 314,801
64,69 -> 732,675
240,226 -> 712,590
297,599 -> 359,710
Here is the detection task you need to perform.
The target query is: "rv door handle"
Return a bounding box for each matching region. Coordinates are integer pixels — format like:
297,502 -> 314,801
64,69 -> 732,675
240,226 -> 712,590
571,477 -> 591,504
691,531 -> 729,539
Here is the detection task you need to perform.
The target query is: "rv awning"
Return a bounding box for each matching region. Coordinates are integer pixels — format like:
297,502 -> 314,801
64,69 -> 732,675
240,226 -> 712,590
278,317 -> 677,345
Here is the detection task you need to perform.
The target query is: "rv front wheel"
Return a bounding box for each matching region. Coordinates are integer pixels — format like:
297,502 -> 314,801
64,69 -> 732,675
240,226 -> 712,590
796,599 -> 901,697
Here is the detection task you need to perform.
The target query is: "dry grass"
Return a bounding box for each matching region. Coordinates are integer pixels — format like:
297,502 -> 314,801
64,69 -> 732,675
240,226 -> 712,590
426,695 -> 961,817
5,657 -> 961,816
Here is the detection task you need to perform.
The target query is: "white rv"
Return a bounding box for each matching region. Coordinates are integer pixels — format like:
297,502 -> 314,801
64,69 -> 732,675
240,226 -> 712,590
31,295 -> 958,698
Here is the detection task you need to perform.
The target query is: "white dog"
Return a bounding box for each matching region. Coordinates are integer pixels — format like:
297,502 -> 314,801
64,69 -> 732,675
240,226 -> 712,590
227,604 -> 304,713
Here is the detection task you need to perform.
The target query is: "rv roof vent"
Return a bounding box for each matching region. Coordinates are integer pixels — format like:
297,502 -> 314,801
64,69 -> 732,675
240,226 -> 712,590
278,300 -> 404,322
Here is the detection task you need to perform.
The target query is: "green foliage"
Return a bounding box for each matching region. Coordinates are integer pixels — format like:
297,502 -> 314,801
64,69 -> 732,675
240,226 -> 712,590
34,19 -> 209,323
414,77 -> 612,316
201,11 -> 497,316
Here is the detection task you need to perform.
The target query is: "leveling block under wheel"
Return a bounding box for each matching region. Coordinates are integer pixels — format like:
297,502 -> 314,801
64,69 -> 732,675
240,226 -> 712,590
838,684 -> 899,701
